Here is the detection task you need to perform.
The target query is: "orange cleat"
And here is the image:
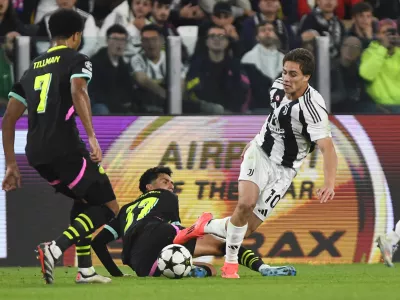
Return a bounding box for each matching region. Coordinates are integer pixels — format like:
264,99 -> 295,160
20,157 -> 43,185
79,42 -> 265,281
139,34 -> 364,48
221,262 -> 240,279
173,212 -> 213,245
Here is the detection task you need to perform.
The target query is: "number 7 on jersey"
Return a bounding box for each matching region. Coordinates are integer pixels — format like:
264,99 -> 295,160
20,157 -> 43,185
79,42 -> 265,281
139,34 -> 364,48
34,73 -> 52,113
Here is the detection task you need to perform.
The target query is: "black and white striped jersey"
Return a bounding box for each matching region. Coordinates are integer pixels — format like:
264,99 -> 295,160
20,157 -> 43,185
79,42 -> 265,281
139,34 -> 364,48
253,77 -> 331,169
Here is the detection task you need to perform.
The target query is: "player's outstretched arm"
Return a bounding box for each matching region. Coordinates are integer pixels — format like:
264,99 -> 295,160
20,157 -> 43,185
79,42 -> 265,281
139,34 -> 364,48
91,219 -> 124,277
1,98 -> 26,191
71,77 -> 102,162
316,137 -> 337,203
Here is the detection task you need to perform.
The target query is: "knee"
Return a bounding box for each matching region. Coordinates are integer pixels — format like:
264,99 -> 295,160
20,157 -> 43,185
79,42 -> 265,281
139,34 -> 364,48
236,199 -> 256,215
106,200 -> 120,217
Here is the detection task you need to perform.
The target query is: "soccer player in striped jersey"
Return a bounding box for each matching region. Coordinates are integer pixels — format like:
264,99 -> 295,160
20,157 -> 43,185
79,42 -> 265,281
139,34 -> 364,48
174,48 -> 338,278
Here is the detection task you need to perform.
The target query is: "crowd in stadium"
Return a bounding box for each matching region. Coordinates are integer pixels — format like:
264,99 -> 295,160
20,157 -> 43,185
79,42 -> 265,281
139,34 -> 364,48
0,0 -> 399,116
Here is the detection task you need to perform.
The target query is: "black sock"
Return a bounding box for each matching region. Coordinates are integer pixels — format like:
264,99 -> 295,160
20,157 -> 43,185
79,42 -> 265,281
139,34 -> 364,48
76,234 -> 93,268
238,247 -> 264,272
55,205 -> 115,252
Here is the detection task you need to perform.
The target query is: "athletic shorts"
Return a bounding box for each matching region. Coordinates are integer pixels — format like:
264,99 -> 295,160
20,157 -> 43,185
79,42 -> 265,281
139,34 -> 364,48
34,152 -> 115,205
238,141 -> 296,221
127,222 -> 197,277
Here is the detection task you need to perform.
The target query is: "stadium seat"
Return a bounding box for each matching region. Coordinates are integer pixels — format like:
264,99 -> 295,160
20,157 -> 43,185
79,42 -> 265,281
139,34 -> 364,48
177,26 -> 198,57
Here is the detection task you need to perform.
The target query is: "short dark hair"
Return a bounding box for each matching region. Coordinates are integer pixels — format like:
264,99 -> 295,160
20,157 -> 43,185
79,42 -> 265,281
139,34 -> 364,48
139,166 -> 172,193
106,24 -> 128,37
207,25 -> 228,35
351,2 -> 373,17
154,0 -> 172,5
283,48 -> 315,76
141,24 -> 163,36
256,20 -> 275,33
49,9 -> 84,39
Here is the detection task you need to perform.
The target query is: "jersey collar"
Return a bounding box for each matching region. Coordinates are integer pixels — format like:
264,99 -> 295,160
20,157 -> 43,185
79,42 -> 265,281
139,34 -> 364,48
47,45 -> 68,53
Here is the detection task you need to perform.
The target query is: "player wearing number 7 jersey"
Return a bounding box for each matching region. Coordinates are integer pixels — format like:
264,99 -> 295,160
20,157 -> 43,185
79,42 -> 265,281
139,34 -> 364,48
2,9 -> 119,284
174,48 -> 338,278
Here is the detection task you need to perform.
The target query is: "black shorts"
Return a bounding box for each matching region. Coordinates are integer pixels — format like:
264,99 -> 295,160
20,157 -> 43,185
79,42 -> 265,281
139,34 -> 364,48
34,152 -> 115,205
127,222 -> 197,277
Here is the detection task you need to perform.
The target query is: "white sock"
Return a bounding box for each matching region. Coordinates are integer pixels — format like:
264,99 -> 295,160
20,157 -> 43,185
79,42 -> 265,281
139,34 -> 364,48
78,266 -> 96,276
387,220 -> 400,246
204,217 -> 229,238
49,241 -> 62,260
225,221 -> 248,264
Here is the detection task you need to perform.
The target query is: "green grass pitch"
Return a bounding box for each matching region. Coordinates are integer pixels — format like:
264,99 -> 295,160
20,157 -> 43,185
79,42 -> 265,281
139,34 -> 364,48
0,264 -> 399,300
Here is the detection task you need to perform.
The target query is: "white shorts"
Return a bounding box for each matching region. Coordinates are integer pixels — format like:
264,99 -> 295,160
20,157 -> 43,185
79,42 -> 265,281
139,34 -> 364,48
238,141 -> 296,221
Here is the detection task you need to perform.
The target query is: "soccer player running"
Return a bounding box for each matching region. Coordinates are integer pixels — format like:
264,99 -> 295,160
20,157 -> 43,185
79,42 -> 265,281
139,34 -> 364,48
1,9 -> 119,284
92,166 -> 296,278
174,48 -> 338,278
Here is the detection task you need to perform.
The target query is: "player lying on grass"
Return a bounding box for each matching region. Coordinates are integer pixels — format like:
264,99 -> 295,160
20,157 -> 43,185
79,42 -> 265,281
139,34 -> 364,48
91,166 -> 296,277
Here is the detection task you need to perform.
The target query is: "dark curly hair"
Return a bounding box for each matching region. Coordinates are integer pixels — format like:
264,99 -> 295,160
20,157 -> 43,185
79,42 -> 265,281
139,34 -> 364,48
139,166 -> 172,193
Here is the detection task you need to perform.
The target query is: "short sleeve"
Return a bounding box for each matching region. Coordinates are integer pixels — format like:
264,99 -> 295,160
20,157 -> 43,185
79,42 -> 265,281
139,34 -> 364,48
70,54 -> 93,83
8,82 -> 27,107
269,77 -> 285,108
301,90 -> 331,142
131,54 -> 146,73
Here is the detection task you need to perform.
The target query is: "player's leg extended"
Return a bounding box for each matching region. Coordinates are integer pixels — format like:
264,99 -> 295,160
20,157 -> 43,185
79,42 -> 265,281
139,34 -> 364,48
193,234 -> 296,276
221,180 -> 259,278
377,220 -> 400,267
69,200 -> 112,283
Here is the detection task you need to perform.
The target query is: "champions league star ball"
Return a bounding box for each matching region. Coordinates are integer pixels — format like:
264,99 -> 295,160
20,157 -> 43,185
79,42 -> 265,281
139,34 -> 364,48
157,244 -> 193,279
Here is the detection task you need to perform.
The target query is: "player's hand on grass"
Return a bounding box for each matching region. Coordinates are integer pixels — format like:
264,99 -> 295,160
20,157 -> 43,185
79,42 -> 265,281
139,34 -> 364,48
316,186 -> 335,203
89,136 -> 102,163
2,163 -> 21,191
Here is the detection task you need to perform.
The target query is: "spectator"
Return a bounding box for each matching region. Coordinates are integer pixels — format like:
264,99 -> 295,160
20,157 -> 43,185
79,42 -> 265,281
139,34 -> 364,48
297,0 -> 361,21
359,19 -> 400,112
0,0 -> 36,114
149,0 -> 189,63
89,24 -> 135,115
169,0 -> 206,27
298,0 -> 345,58
348,2 -> 378,49
241,0 -> 296,54
330,36 -> 363,113
365,0 -> 400,21
0,0 -> 36,38
185,25 -> 249,114
131,24 -> 183,113
241,21 -> 284,113
35,0 -> 99,57
100,0 -> 152,58
15,0 -> 91,24
92,0 -> 125,27
299,29 -> 319,87
195,2 -> 242,57
199,0 -> 255,19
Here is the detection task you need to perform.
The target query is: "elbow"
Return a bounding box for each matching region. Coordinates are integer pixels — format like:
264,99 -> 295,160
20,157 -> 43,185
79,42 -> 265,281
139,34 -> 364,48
359,65 -> 375,82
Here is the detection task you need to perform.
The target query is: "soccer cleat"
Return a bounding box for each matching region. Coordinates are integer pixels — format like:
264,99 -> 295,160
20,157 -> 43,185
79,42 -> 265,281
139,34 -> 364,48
259,265 -> 297,276
75,272 -> 112,284
376,235 -> 394,267
188,266 -> 208,278
221,262 -> 240,279
36,243 -> 56,284
173,212 -> 213,245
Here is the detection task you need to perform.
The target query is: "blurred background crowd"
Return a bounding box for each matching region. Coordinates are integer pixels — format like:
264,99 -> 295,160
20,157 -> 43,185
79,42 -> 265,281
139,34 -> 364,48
0,0 -> 400,116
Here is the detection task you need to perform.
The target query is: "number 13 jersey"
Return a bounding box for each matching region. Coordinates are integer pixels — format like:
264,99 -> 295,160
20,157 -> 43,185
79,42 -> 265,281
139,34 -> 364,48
8,45 -> 93,166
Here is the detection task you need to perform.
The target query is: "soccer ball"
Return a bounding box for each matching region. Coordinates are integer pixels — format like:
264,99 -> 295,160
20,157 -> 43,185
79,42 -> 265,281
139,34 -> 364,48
157,244 -> 193,279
